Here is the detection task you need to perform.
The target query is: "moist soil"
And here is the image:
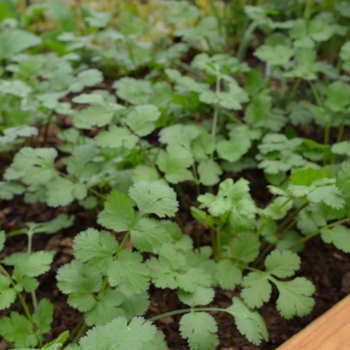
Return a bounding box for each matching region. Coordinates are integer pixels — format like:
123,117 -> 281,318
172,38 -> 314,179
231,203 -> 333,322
1,84 -> 350,350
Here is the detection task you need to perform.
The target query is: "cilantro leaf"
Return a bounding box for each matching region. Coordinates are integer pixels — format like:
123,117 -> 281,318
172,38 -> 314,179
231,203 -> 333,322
0,312 -> 37,348
215,259 -> 242,290
179,312 -> 219,350
156,145 -> 194,184
95,125 -> 138,149
130,217 -> 171,252
217,136 -> 251,163
337,160 -> 350,196
84,289 -> 125,326
0,181 -> 26,200
78,317 -> 157,350
230,232 -> 260,263
56,261 -> 102,312
69,69 -> 103,93
73,229 -> 118,270
254,44 -> 293,66
124,105 -> 161,137
107,249 -> 150,295
241,272 -> 271,309
0,230 -> 5,252
159,124 -> 201,148
227,297 -> 268,345
121,292 -> 150,319
129,181 -> 178,218
33,298 -> 54,335
274,278 -> 315,319
320,225 -> 350,253
73,105 -> 113,129
178,287 -> 215,307
113,78 -> 153,105
97,191 -> 135,232
197,160 -> 222,186
0,275 -> 16,310
265,250 -> 301,278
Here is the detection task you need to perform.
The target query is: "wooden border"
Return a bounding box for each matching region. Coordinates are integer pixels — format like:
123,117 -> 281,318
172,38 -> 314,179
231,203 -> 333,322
275,294 -> 350,350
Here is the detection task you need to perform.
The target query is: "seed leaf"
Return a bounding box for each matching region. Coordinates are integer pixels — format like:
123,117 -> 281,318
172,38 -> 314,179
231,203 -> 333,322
179,312 -> 219,350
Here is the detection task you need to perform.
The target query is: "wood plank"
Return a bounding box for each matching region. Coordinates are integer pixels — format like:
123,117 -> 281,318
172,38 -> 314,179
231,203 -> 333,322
276,294 -> 350,350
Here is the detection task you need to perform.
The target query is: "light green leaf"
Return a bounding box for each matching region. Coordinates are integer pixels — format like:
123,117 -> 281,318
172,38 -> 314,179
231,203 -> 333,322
97,191 -> 135,232
337,161 -> 350,196
215,260 -> 242,290
178,287 -> 215,307
121,292 -> 150,319
197,160 -> 222,186
275,277 -> 315,319
132,165 -> 159,183
241,272 -> 271,309
108,249 -> 150,295
320,225 -> 350,253
244,92 -> 272,125
125,105 -> 161,137
95,125 -> 138,149
0,230 -> 5,252
0,312 -> 37,348
325,81 -> 350,113
159,124 -> 201,148
78,317 -> 157,350
69,69 -> 103,93
130,217 -> 171,252
265,250 -> 301,278
307,183 -> 345,209
33,298 -> 54,334
0,181 -> 25,200
167,1 -> 200,24
0,29 -> 41,58
179,312 -> 218,350
227,297 -> 268,345
73,105 -> 113,129
113,78 -> 152,105
0,275 -> 16,310
254,44 -> 293,66
85,289 -> 125,326
46,177 -> 83,207
217,136 -> 251,163
231,232 -> 260,263
129,181 -> 178,218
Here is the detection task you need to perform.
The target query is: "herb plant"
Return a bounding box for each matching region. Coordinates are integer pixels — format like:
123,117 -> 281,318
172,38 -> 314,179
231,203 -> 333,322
1,0 -> 350,349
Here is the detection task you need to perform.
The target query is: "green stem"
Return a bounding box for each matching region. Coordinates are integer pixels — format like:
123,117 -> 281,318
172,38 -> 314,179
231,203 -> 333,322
212,75 -> 221,137
0,264 -> 33,322
175,212 -> 186,234
336,114 -> 347,143
42,114 -> 53,147
72,322 -> 87,343
288,218 -> 350,251
237,21 -> 257,62
119,231 -> 131,249
149,307 -> 226,322
277,202 -> 309,233
286,78 -> 301,105
304,0 -> 315,21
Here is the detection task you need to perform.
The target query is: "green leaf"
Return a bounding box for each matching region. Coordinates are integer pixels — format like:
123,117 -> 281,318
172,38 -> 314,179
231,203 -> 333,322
0,275 -> 16,310
320,225 -> 350,253
73,228 -> 118,266
215,260 -> 242,290
337,161 -> 350,196
275,277 -> 315,319
130,217 -> 171,252
125,105 -> 161,137
309,19 -> 333,42
178,287 -> 215,307
113,78 -> 153,105
0,312 -> 37,348
331,141 -> 350,156
56,261 -> 102,312
290,168 -> 328,186
69,69 -> 103,93
325,81 -> 350,113
95,125 -> 138,149
0,125 -> 38,146
244,69 -> 264,96
230,232 -> 260,263
129,181 -> 178,218
227,297 -> 268,345
179,312 -> 219,350
121,292 -> 150,319
132,165 -> 159,183
33,298 -> 54,335
197,160 -> 222,186
254,44 -> 293,66
73,105 -> 113,129
79,317 -> 157,350
108,249 -> 150,295
241,272 -> 271,308
217,136 -> 251,163
159,124 -> 201,148
0,29 -> 41,58
167,1 -> 200,24
97,191 -> 135,232
46,0 -> 77,32
244,92 -> 272,125
265,250 -> 301,278
307,182 -> 345,209
85,289 -> 125,326
157,145 -> 194,184
0,181 -> 25,200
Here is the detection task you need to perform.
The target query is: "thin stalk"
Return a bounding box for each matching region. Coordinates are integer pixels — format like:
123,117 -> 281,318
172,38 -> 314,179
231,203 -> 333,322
304,0 -> 315,22
42,114 -> 53,147
237,21 -> 257,62
252,242 -> 274,269
277,202 -> 309,233
174,60 -> 206,81
72,322 -> 87,343
206,0 -> 223,38
175,213 -> 186,234
336,114 -> 347,143
119,231 -> 131,249
209,227 -> 216,257
211,75 -> 221,137
215,228 -> 221,259
149,307 -> 226,322
70,318 -> 84,341
288,218 -> 350,251
286,78 -> 301,106
0,264 -> 33,322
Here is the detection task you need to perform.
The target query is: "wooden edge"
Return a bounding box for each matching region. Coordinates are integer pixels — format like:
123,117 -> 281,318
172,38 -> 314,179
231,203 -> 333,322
275,294 -> 350,350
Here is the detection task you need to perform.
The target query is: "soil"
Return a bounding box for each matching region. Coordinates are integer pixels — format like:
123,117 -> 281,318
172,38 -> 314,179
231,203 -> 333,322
1,86 -> 350,350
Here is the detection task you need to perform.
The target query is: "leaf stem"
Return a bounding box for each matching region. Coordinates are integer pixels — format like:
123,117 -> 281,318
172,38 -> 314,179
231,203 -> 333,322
288,218 -> 350,251
286,78 -> 301,105
212,74 -> 221,137
277,202 -> 309,233
72,321 -> 87,343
